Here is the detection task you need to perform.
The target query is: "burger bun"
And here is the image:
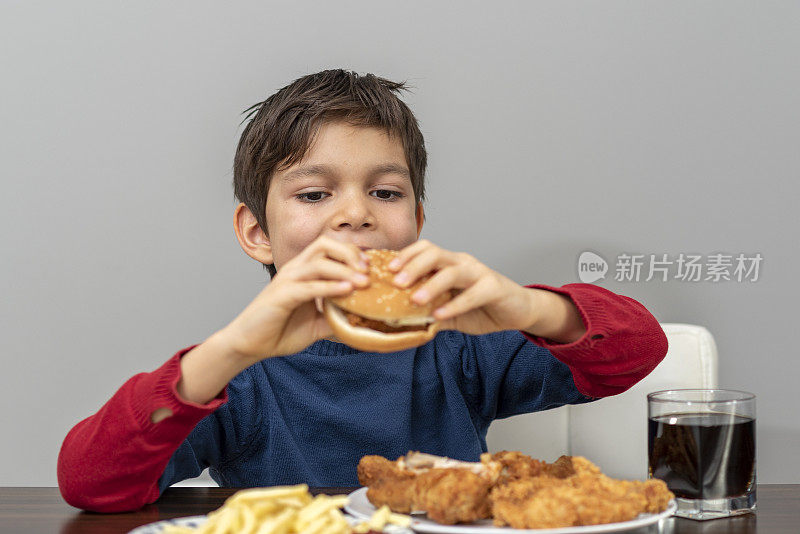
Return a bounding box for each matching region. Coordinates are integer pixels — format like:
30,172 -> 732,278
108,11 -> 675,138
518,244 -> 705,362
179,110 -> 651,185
323,249 -> 451,353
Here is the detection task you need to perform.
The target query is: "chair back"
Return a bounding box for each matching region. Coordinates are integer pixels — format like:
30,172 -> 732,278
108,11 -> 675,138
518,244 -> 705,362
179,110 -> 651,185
486,323 -> 719,479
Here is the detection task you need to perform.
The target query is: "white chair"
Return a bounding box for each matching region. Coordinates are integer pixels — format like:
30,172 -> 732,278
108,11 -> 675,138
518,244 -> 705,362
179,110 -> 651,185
486,323 -> 719,479
172,469 -> 217,487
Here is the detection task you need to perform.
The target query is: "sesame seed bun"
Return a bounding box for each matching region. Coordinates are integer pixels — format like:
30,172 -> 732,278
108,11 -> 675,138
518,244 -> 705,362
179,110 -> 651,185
323,249 -> 452,353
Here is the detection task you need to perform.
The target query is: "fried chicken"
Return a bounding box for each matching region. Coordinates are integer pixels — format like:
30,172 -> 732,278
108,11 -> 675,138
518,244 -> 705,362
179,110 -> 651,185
490,456 -> 674,529
491,450 -> 547,481
358,451 -> 674,528
357,455 -> 419,514
413,466 -> 499,524
357,451 -> 501,524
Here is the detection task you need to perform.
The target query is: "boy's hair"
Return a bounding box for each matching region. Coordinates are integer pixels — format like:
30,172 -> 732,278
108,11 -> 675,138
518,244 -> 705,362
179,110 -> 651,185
233,69 -> 428,278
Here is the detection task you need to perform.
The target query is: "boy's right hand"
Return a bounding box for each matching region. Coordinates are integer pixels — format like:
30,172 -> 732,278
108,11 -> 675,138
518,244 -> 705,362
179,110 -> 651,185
217,236 -> 370,364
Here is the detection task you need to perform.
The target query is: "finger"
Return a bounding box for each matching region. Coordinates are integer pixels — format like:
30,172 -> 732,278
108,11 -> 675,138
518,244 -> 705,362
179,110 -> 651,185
393,246 -> 458,289
320,236 -> 370,272
387,239 -> 434,272
306,235 -> 369,273
288,279 -> 355,306
410,264 -> 478,305
295,257 -> 370,288
432,279 -> 494,320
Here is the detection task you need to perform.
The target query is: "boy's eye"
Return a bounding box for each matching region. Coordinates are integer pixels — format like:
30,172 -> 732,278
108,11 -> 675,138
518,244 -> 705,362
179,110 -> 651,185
371,189 -> 404,201
296,191 -> 329,202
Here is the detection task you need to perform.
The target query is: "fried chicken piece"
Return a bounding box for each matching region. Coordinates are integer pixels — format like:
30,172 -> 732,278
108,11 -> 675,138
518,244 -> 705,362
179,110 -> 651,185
357,451 -> 501,523
357,455 -> 418,513
490,456 -> 674,529
492,474 -> 641,527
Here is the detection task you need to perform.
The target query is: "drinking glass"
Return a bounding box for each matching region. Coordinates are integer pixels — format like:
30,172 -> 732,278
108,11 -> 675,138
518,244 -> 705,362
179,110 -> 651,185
648,389 -> 756,520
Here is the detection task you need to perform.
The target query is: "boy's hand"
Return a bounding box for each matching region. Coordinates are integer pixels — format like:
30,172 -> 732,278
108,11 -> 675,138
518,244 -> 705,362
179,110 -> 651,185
217,235 -> 371,363
388,240 -> 585,342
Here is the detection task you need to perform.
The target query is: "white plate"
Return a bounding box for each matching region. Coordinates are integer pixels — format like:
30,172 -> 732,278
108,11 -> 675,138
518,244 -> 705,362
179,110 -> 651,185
345,487 -> 677,534
127,511 -> 413,533
128,515 -> 207,534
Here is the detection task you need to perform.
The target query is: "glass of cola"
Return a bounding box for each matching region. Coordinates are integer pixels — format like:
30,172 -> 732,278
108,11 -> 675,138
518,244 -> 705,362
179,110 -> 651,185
648,389 -> 756,520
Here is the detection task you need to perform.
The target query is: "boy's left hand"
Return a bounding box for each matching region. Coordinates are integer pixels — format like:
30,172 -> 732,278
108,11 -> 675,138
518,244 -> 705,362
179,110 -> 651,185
388,240 -> 545,336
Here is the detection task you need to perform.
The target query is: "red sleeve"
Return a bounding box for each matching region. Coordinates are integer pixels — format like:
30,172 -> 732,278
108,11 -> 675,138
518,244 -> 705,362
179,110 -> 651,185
57,344 -> 228,512
520,283 -> 668,398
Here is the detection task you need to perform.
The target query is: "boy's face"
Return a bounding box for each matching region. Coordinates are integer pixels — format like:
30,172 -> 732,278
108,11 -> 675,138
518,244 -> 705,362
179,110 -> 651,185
242,121 -> 424,271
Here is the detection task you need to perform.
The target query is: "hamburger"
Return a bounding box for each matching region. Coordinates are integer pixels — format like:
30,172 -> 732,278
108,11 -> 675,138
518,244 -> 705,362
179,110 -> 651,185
323,249 -> 452,353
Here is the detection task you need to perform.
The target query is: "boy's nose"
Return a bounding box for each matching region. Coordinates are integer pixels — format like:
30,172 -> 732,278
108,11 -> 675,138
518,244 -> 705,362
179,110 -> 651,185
332,198 -> 374,229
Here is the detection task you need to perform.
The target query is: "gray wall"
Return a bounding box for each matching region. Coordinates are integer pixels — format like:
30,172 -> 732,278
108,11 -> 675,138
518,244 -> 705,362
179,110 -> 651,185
1,1 -> 798,486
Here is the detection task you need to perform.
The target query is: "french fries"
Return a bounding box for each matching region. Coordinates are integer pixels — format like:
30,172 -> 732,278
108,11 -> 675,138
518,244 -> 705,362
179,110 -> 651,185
162,484 -> 410,534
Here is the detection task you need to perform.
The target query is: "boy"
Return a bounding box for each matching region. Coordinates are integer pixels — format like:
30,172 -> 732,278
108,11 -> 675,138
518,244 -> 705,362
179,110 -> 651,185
57,70 -> 668,512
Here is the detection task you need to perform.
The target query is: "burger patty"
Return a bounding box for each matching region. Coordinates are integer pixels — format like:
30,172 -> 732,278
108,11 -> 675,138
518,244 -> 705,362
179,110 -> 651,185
344,311 -> 429,333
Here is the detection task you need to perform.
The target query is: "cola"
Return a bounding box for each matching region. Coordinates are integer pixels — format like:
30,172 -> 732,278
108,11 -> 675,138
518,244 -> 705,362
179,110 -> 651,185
648,413 -> 755,499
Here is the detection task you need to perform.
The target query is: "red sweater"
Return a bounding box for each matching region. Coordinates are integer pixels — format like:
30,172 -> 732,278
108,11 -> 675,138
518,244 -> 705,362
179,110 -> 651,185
57,283 -> 668,512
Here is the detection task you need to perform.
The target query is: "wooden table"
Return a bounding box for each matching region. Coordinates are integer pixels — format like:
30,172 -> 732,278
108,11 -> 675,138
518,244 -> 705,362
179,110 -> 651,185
1,485 -> 797,533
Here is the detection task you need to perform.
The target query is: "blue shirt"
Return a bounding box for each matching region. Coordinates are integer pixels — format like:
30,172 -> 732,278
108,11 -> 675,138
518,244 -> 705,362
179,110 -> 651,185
157,329 -> 593,491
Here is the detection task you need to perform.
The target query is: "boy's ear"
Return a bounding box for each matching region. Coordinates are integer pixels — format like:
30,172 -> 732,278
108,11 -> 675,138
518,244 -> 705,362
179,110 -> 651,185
233,203 -> 273,265
415,202 -> 425,238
